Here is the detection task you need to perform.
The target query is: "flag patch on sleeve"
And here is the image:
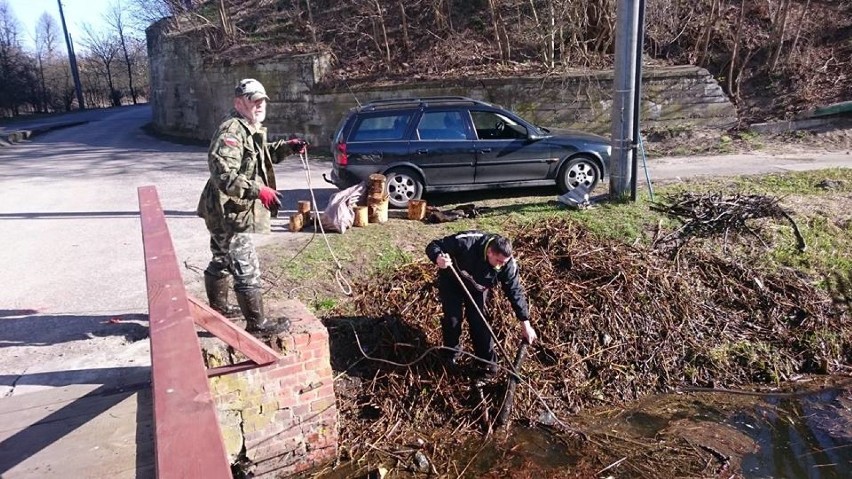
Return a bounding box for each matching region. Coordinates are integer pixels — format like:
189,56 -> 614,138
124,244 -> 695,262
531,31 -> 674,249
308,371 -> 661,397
223,136 -> 239,147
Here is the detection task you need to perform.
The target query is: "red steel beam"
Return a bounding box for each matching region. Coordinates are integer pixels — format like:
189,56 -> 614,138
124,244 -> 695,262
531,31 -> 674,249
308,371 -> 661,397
206,360 -> 262,378
138,186 -> 232,479
187,296 -> 280,367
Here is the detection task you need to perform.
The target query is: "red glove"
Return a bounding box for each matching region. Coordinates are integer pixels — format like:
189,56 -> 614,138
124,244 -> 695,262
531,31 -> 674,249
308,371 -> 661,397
287,138 -> 308,154
258,186 -> 281,209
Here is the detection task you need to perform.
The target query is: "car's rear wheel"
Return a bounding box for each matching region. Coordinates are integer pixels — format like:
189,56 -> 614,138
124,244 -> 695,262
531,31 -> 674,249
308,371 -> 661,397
557,156 -> 601,193
385,168 -> 424,208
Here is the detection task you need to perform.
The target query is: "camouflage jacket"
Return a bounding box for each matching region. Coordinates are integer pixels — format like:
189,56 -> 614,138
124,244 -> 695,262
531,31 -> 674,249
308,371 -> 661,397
197,112 -> 290,234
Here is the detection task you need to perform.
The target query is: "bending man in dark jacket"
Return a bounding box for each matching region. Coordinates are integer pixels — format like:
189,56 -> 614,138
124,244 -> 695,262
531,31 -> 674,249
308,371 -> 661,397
426,231 -> 537,372
197,78 -> 306,335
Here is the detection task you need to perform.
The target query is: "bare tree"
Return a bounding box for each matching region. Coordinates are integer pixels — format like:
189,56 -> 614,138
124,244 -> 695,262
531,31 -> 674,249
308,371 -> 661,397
397,0 -> 409,56
105,0 -> 138,104
81,24 -> 122,106
305,0 -> 318,45
645,0 -> 696,59
0,0 -> 36,116
127,36 -> 149,100
488,0 -> 510,62
694,0 -> 720,66
33,12 -> 76,112
727,1 -> 745,98
525,0 -> 559,68
217,0 -> 234,40
34,13 -> 60,112
372,0 -> 391,66
769,0 -> 793,71
788,0 -> 810,60
127,0 -> 200,29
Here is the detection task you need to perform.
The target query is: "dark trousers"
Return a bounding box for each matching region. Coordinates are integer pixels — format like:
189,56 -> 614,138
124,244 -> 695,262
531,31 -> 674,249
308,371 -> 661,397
437,274 -> 496,364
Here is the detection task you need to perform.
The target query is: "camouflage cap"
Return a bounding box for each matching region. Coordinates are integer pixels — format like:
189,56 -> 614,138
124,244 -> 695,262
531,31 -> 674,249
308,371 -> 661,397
235,78 -> 269,101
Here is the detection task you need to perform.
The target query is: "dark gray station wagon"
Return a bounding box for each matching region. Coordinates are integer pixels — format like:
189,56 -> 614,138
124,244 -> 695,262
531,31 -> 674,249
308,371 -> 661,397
327,97 -> 611,208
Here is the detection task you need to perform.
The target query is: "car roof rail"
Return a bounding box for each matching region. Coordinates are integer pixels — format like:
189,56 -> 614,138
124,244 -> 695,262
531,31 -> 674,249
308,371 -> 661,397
361,96 -> 492,110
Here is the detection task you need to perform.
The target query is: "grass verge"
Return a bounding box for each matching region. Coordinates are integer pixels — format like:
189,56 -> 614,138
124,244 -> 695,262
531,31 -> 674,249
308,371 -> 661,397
265,168 -> 852,312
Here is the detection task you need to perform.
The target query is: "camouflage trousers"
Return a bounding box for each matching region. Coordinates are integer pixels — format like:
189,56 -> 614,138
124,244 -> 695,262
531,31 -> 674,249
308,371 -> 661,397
204,230 -> 262,292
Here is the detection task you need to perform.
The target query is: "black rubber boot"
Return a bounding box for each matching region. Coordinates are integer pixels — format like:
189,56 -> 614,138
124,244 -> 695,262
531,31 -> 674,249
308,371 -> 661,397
235,290 -> 289,336
204,272 -> 240,318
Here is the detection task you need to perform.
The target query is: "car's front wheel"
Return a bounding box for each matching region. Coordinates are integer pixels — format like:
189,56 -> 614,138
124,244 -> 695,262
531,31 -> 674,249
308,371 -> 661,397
385,168 -> 424,208
557,156 -> 601,193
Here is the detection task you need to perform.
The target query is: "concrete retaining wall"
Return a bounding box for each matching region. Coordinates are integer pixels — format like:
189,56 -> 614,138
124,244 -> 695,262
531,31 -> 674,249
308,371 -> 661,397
147,22 -> 736,149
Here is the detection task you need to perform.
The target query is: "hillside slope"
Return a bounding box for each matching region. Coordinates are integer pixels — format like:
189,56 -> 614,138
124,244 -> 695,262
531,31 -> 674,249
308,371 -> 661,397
170,0 -> 851,124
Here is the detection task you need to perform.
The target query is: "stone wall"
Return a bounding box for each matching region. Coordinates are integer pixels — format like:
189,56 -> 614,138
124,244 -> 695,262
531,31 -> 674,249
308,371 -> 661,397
313,66 -> 737,143
146,20 -> 331,142
148,22 -> 736,149
202,300 -> 338,478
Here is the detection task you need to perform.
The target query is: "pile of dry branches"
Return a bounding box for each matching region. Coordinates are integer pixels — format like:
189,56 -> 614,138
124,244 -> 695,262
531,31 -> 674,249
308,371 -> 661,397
324,217 -> 850,469
651,192 -> 805,252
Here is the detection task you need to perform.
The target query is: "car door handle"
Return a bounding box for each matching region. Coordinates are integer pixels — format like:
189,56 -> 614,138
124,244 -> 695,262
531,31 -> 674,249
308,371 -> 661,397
416,149 -> 428,155
478,148 -> 492,153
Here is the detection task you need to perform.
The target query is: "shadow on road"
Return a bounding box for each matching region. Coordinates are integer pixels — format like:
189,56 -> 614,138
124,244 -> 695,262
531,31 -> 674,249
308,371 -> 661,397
277,187 -> 335,216
0,210 -> 198,220
0,367 -> 153,477
33,129 -> 207,154
0,313 -> 149,351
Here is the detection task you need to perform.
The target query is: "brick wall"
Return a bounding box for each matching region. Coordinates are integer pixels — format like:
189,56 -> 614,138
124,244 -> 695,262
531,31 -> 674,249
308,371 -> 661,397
202,300 -> 338,478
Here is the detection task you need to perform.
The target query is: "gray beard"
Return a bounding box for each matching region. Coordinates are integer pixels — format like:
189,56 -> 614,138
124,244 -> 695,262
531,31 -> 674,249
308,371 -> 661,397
242,111 -> 264,126
235,103 -> 265,126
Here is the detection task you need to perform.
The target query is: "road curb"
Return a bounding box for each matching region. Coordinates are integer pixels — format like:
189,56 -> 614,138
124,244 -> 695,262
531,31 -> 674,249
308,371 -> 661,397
0,121 -> 89,147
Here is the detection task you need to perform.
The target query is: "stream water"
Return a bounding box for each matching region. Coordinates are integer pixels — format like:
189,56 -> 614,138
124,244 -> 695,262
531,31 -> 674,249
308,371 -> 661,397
311,376 -> 852,478
467,376 -> 852,478
736,384 -> 852,478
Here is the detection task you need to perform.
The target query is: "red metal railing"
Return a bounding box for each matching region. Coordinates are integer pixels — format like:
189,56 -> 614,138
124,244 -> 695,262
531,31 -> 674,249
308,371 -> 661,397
138,186 -> 280,479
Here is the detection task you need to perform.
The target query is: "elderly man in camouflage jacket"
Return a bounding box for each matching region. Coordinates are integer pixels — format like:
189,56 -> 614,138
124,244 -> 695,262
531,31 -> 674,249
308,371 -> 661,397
197,78 -> 306,334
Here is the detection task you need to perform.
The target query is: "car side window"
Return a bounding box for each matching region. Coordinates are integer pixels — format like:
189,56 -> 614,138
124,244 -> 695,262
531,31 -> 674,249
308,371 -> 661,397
471,111 -> 528,140
416,111 -> 470,140
350,113 -> 412,141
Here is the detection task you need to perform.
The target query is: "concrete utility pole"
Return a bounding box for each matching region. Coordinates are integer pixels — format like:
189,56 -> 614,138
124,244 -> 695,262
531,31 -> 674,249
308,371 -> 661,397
57,0 -> 85,110
609,0 -> 642,201
630,0 -> 647,201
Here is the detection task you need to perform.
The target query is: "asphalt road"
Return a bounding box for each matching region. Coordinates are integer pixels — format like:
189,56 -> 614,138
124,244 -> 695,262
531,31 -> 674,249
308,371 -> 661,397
0,105 -> 336,397
0,105 -> 850,397
647,148 -> 852,181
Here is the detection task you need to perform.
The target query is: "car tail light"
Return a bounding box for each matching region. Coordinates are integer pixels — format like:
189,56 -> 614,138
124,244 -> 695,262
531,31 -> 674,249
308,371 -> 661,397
335,143 -> 348,166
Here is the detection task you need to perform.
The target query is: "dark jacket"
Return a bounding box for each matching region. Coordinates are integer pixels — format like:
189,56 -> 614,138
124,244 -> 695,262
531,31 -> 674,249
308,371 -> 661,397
426,231 -> 530,322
